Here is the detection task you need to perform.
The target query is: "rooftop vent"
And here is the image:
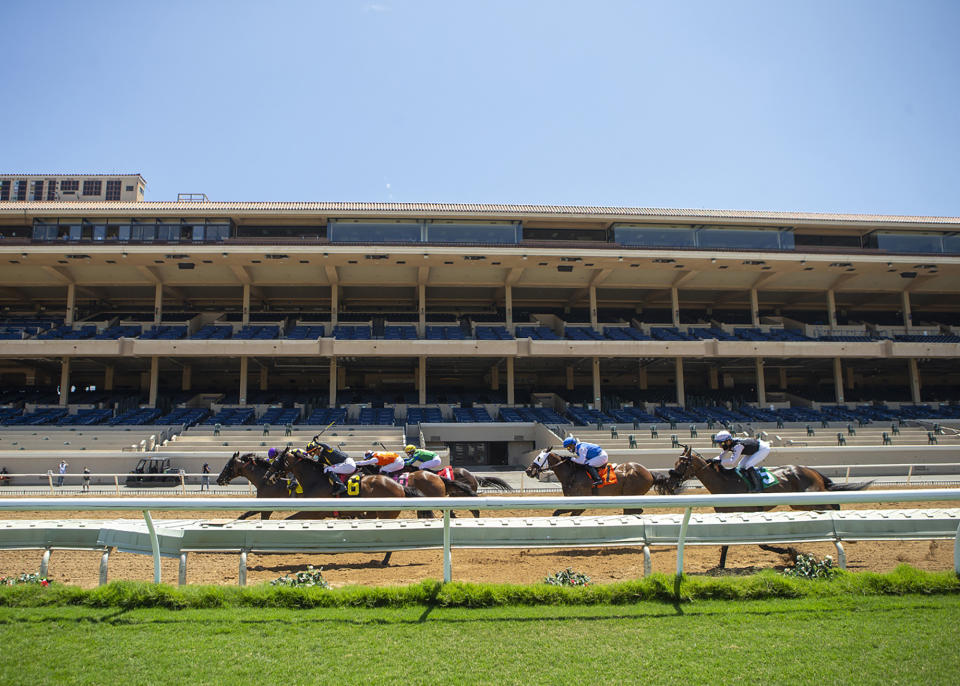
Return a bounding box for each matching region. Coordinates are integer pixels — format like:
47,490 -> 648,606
176,193 -> 209,202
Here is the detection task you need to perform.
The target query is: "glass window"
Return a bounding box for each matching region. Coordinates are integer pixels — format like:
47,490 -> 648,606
426,222 -> 520,244
118,225 -> 131,241
614,224 -> 696,248
191,226 -> 205,241
942,235 -> 960,254
141,225 -> 156,242
329,221 -> 422,243
697,228 -> 784,250
206,224 -> 230,241
82,179 -> 102,196
875,232 -> 944,254
69,226 -> 82,241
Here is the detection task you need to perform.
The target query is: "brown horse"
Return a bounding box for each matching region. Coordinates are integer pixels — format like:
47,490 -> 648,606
216,451 -> 294,520
659,445 -> 874,567
525,448 -> 668,516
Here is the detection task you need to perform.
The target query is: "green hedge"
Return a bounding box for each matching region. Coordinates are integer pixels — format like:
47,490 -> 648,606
0,565 -> 956,610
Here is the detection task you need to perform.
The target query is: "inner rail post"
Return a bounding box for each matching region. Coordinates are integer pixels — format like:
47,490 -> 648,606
443,509 -> 452,583
675,506 -> 692,597
142,509 -> 161,584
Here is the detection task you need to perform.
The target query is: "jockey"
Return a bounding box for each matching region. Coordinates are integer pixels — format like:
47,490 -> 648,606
355,450 -> 406,476
267,447 -> 279,460
713,430 -> 770,492
562,436 -> 606,487
403,444 -> 442,471
304,437 -> 354,496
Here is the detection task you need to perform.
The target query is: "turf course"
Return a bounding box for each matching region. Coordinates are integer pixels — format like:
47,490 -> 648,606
1,595 -> 958,685
1,567 -> 957,685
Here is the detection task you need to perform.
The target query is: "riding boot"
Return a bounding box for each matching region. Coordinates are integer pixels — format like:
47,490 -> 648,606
328,473 -> 348,496
584,463 -> 603,487
734,467 -> 748,490
748,468 -> 764,492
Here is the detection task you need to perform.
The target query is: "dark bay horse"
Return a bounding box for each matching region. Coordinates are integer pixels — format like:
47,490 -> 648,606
216,451 -> 293,520
447,468 -> 512,493
660,445 -> 874,568
525,448 -> 668,516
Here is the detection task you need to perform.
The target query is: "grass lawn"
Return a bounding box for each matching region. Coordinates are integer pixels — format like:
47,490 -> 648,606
0,594 -> 957,685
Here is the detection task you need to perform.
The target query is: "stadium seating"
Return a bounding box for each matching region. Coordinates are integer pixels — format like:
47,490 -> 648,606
405,407 -> 445,423
383,325 -> 418,340
304,407 -> 348,425
475,326 -> 513,340
190,325 -> 233,340
452,407 -> 494,422
234,325 -> 280,340
204,408 -> 256,425
333,325 -> 372,340
286,325 -> 325,339
514,326 -> 560,340
57,408 -> 112,425
358,407 -> 395,425
140,325 -> 188,340
155,408 -> 210,427
108,408 -> 163,425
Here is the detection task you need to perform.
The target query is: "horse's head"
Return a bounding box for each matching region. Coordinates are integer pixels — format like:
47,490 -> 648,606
661,445 -> 703,494
264,446 -> 296,484
216,451 -> 242,486
525,448 -> 558,479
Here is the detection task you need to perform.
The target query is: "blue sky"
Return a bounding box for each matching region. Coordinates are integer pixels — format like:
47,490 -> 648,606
3,0 -> 959,215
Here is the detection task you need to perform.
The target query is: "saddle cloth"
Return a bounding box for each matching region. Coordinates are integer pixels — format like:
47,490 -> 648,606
596,464 -> 618,487
437,466 -> 454,480
738,467 -> 779,489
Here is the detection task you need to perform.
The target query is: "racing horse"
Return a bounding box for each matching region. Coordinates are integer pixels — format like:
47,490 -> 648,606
216,451 -> 294,520
357,464 -> 483,517
658,445 -> 874,568
525,448 -> 669,516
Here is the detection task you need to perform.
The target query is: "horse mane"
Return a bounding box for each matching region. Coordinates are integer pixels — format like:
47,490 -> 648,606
240,453 -> 273,468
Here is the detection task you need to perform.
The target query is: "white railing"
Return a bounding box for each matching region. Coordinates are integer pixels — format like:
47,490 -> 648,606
0,489 -> 958,585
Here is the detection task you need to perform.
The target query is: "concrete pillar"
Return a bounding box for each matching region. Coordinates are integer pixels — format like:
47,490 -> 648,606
589,286 -> 598,331
755,357 -> 766,406
709,366 -> 720,390
901,291 -> 912,330
846,366 -> 855,389
328,358 -> 337,406
154,283 -> 163,325
330,284 -> 339,328
59,358 -> 71,407
908,358 -> 921,403
259,365 -> 268,392
671,287 -> 680,328
490,364 -> 499,390
104,364 -> 114,392
592,357 -> 601,408
506,358 -> 515,405
638,364 -> 648,390
418,283 -> 426,338
149,357 -> 159,408
566,365 -> 574,391
505,285 -> 513,333
182,364 -> 192,392
418,356 -> 426,405
750,288 -> 760,327
779,367 -> 788,390
833,358 -> 844,404
826,289 -> 837,329
238,357 -> 248,405
675,357 -> 685,407
241,284 -> 250,327
65,283 -> 76,326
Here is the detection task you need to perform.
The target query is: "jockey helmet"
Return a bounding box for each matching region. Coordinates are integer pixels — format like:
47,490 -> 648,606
404,444 -> 417,454
364,450 -> 374,459
267,448 -> 278,459
714,430 -> 733,443
562,436 -> 577,450
305,440 -> 321,454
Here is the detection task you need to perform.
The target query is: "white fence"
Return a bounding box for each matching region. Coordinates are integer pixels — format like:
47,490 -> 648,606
0,489 -> 958,585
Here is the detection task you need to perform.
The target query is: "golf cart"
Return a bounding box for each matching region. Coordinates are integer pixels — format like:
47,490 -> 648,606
125,457 -> 182,487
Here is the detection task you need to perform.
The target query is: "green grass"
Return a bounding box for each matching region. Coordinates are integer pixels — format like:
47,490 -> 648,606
1,566 -> 958,609
0,595 -> 958,685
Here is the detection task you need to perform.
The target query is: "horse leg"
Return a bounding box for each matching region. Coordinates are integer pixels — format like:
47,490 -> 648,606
552,509 -> 584,516
380,551 -> 392,566
623,508 -> 644,515
718,545 -> 729,569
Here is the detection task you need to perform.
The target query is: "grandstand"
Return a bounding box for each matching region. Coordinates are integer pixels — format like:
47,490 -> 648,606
1,175 -> 959,472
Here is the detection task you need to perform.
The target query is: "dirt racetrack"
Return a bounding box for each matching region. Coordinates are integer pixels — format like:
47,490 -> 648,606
0,490 -> 956,588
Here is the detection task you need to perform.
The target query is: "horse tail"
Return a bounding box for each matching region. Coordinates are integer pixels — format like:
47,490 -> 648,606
651,471 -> 676,496
441,477 -> 478,497
402,485 -> 426,498
823,474 -> 875,492
476,476 -> 513,492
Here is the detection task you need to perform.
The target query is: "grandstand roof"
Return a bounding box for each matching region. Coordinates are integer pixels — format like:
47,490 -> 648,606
1,201 -> 959,228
